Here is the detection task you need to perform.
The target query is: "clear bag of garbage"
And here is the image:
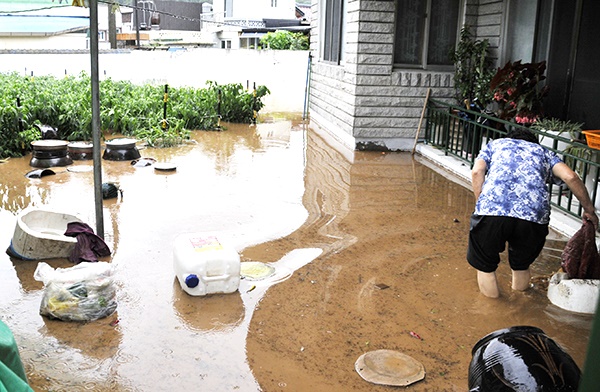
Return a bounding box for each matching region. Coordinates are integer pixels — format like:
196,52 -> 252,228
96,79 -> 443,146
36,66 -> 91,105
34,262 -> 117,322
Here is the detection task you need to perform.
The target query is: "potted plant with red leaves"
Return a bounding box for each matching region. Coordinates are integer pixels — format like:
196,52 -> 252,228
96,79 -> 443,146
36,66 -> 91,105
490,60 -> 549,125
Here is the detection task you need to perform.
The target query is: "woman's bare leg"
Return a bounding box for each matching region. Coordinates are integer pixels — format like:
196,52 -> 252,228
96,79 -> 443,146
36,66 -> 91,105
477,271 -> 500,298
512,269 -> 531,291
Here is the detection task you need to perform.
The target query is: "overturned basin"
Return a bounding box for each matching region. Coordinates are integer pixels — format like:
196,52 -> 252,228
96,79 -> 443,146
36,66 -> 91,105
6,207 -> 83,261
547,272 -> 599,314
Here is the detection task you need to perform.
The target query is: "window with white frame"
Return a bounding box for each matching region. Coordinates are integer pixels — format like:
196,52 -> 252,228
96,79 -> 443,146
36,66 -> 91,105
321,0 -> 345,64
394,0 -> 461,68
241,37 -> 261,49
271,0 -> 277,7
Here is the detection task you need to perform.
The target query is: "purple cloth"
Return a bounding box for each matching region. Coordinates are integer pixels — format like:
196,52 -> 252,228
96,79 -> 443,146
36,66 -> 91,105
561,220 -> 600,279
64,222 -> 111,263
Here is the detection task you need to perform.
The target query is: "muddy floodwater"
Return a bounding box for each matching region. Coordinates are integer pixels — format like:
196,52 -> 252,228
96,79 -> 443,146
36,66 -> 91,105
0,116 -> 594,391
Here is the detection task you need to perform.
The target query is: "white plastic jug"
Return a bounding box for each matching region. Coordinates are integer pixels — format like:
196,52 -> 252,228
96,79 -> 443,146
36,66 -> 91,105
173,234 -> 241,296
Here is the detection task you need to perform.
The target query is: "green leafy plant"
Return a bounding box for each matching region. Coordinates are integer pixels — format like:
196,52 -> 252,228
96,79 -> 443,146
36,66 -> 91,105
490,60 -> 549,125
532,117 -> 590,174
450,27 -> 495,108
260,30 -> 309,50
0,73 -> 270,158
531,118 -> 584,140
208,81 -> 270,123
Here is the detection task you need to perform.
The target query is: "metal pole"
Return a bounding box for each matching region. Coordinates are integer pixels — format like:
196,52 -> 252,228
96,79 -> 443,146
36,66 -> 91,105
135,0 -> 140,47
302,52 -> 312,120
252,82 -> 257,125
16,97 -> 23,134
163,84 -> 168,126
90,0 -> 105,238
108,1 -> 117,49
217,87 -> 222,130
579,294 -> 600,391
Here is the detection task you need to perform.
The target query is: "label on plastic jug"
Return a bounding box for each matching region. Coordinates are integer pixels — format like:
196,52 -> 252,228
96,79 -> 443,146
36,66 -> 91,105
189,236 -> 224,253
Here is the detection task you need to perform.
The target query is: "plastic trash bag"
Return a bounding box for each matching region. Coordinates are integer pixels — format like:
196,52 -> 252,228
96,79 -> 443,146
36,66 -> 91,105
34,262 -> 117,321
561,220 -> 600,280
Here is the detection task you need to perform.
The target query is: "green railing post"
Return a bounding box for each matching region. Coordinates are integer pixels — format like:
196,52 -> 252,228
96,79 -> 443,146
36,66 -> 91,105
578,295 -> 600,391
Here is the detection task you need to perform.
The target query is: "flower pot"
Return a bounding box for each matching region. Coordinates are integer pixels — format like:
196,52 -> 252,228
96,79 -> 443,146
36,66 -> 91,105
30,140 -> 72,168
102,138 -> 141,161
540,129 -> 569,152
68,141 -> 94,160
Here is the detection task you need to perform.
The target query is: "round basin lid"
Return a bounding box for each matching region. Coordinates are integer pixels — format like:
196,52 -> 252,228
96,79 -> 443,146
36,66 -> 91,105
355,350 -> 425,386
240,261 -> 276,281
67,165 -> 93,173
105,138 -> 137,148
68,141 -> 93,149
31,140 -> 69,150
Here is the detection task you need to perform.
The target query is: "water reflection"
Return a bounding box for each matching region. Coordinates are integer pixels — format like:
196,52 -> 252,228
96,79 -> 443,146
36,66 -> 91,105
40,316 -> 121,360
0,118 -> 311,391
172,279 -> 245,332
11,258 -> 68,294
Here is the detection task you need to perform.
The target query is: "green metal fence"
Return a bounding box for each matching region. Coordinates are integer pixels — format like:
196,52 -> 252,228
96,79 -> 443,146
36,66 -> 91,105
424,98 -> 600,221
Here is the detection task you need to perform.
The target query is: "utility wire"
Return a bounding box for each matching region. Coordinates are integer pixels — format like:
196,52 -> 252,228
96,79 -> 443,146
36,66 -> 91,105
0,4 -> 71,14
1,1 -> 268,29
101,0 -> 204,24
98,0 -> 264,28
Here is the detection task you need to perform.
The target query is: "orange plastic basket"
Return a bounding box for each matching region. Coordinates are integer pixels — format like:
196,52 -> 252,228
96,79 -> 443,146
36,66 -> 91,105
582,130 -> 600,150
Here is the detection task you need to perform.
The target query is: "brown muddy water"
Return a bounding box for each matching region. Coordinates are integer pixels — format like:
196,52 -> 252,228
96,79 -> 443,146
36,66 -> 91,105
0,116 -> 594,391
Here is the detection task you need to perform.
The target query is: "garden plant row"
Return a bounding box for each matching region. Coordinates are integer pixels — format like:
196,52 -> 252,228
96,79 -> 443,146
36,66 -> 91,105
0,72 -> 270,158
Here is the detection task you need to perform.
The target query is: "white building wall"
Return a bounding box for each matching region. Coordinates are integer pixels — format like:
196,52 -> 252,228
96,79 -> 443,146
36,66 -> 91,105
231,0 -> 296,20
307,0 -> 356,151
0,49 -> 309,113
0,34 -> 89,51
212,0 -> 296,21
210,0 -> 298,49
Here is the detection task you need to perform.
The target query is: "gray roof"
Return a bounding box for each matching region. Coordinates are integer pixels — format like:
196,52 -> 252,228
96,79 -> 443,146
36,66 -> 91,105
0,14 -> 89,36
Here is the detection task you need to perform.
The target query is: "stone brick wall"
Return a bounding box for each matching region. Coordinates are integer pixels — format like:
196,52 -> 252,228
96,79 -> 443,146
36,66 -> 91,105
308,0 -> 507,152
475,0 -> 505,65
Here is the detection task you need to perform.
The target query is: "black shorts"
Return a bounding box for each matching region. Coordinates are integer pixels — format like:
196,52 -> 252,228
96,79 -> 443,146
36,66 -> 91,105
467,215 -> 549,273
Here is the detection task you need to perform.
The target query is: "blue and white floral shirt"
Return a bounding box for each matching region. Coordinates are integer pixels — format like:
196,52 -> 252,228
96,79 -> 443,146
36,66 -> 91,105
474,138 -> 563,224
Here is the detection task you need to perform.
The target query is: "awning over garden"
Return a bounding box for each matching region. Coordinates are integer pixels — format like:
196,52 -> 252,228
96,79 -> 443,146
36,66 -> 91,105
240,32 -> 266,38
0,15 -> 88,36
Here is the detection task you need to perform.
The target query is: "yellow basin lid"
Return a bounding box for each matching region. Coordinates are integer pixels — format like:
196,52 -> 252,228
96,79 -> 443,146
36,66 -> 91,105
240,261 -> 276,281
355,349 -> 425,386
